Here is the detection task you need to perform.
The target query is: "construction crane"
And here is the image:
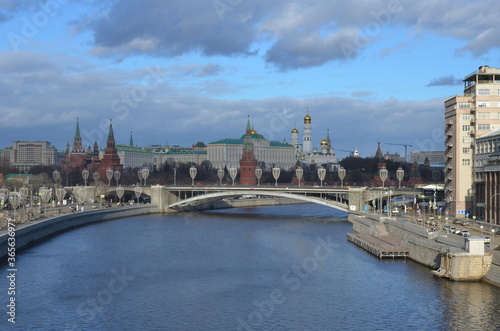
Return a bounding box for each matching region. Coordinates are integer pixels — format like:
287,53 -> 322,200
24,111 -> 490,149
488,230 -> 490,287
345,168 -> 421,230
384,143 -> 413,162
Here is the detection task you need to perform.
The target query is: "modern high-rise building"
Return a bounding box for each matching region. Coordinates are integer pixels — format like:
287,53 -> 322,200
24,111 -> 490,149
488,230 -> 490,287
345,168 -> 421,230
445,65 -> 500,218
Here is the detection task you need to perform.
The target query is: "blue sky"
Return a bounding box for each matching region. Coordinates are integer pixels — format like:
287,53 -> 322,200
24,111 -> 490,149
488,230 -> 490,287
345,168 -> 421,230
1,0 -> 500,158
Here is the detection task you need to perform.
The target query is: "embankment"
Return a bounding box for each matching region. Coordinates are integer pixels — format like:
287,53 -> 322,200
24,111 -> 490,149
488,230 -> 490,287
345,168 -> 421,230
0,205 -> 157,262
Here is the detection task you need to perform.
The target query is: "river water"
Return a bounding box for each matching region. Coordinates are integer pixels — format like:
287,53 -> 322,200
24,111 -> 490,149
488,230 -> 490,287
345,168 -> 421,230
2,204 -> 500,330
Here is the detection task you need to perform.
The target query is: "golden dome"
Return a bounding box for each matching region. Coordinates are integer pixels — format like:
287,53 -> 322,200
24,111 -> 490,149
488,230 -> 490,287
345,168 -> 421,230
291,128 -> 299,133
251,129 -> 257,134
320,138 -> 328,146
304,114 -> 311,121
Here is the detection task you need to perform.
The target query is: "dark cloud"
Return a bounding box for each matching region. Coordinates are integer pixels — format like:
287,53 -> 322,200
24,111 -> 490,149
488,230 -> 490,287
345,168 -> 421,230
63,0 -> 500,71
426,75 -> 462,87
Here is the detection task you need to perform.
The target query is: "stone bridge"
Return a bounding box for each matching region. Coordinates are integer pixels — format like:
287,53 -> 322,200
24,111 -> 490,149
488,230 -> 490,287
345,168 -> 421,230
65,185 -> 417,213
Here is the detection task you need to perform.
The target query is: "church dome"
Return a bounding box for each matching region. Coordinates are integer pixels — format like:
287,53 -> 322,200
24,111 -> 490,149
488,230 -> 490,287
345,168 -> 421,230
320,138 -> 328,146
291,128 -> 299,133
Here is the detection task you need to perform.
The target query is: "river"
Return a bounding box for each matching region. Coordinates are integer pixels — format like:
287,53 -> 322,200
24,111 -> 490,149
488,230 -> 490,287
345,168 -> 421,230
1,204 -> 500,330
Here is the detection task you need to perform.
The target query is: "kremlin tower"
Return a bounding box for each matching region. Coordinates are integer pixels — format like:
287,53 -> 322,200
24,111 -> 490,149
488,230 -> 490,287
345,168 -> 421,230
96,119 -> 123,180
302,108 -> 312,154
239,116 -> 258,185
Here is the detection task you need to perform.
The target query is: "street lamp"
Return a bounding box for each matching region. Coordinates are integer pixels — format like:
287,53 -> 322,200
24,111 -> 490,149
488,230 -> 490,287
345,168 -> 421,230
229,167 -> 237,186
173,168 -> 177,186
53,169 -> 60,186
338,166 -> 346,187
116,185 -> 124,205
318,166 -> 326,187
82,168 -> 89,186
134,186 -> 142,204
255,168 -> 262,186
106,169 -> 113,186
138,169 -> 144,186
218,169 -> 224,185
489,192 -> 500,231
93,171 -> 99,184
379,167 -> 388,188
295,167 -> 303,187
114,170 -> 121,186
272,167 -> 281,187
190,166 -> 197,186
492,229 -> 496,248
141,168 -> 150,186
396,167 -> 404,189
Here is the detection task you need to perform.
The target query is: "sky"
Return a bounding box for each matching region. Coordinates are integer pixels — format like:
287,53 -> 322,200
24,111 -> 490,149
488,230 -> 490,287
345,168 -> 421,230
1,0 -> 500,159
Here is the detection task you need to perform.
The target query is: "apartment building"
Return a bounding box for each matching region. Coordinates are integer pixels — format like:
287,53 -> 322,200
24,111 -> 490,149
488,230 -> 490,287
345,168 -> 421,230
445,65 -> 500,219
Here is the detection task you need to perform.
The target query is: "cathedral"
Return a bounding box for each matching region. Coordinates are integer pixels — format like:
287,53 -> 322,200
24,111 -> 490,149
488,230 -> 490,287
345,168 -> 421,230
291,109 -> 339,170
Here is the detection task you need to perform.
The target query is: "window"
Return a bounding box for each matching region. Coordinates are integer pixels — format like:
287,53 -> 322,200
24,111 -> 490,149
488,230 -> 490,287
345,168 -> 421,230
462,147 -> 470,154
463,136 -> 471,143
457,103 -> 470,109
478,102 -> 490,107
478,89 -> 490,95
462,159 -> 471,166
478,124 -> 491,131
462,114 -> 471,120
462,125 -> 470,132
477,112 -> 490,119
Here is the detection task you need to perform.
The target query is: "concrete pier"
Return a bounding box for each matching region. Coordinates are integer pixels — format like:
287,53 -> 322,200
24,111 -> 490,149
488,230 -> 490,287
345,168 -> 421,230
348,212 -> 495,283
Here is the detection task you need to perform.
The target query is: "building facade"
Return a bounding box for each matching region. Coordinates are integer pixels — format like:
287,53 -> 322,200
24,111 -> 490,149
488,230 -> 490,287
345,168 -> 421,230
474,128 -> 500,224
445,65 -> 500,217
208,119 -> 295,170
409,151 -> 445,168
1,141 -> 56,172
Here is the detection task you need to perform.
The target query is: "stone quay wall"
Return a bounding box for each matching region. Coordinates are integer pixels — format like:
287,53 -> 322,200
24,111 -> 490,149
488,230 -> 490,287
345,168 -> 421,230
0,205 -> 157,262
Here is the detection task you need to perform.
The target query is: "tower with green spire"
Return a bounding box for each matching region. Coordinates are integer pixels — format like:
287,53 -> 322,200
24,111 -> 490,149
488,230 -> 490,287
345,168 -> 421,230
72,117 -> 84,153
239,115 -> 258,185
129,131 -> 134,147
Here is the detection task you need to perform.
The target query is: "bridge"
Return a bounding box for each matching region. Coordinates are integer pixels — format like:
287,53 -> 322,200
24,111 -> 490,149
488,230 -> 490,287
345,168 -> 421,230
64,185 -> 417,214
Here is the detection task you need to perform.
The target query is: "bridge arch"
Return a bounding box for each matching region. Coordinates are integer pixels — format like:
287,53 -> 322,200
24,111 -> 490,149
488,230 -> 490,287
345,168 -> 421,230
167,190 -> 349,212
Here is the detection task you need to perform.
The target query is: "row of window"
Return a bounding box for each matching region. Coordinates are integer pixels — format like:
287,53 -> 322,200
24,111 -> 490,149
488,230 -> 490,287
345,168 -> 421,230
462,124 -> 491,131
477,89 -> 500,96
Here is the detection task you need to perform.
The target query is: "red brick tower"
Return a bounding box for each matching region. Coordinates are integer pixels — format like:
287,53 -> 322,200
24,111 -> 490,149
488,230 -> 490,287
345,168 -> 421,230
239,116 -> 257,185
97,119 -> 123,180
61,118 -> 87,170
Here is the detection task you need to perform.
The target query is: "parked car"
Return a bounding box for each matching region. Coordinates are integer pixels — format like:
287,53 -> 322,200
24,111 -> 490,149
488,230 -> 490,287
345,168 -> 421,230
450,227 -> 456,233
461,230 -> 470,237
453,219 -> 460,224
460,220 -> 470,226
443,225 -> 451,232
484,237 -> 491,244
454,228 -> 463,235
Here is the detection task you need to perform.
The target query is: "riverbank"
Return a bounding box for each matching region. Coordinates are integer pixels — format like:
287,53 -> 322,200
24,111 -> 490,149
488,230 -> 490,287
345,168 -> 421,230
0,205 -> 157,262
348,212 -> 500,287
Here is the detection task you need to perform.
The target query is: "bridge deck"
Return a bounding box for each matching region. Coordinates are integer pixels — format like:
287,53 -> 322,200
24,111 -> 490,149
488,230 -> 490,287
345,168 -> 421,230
347,233 -> 408,259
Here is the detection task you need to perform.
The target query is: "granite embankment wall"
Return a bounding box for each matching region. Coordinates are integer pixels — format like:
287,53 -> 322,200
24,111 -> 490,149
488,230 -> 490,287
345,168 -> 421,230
0,205 -> 157,262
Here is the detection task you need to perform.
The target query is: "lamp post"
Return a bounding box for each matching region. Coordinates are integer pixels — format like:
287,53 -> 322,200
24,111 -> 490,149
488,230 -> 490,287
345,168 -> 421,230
229,167 -> 237,186
82,168 -> 89,186
218,169 -> 224,185
255,168 -> 263,186
379,167 -> 388,188
396,167 -> 404,189
272,167 -> 281,187
480,225 -> 483,237
93,171 -> 99,184
295,167 -> 303,187
116,185 -> 124,205
338,166 -> 346,188
134,186 -> 142,204
53,169 -> 60,186
138,169 -> 144,186
317,166 -> 326,187
492,229 -> 496,248
141,168 -> 150,186
190,166 -> 197,186
114,170 -> 121,186
106,169 -> 113,186
173,168 -> 177,186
